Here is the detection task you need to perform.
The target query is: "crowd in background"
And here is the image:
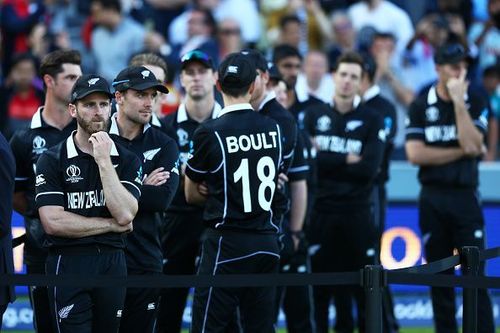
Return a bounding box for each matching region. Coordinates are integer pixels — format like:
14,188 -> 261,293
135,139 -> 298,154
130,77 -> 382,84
0,0 -> 499,160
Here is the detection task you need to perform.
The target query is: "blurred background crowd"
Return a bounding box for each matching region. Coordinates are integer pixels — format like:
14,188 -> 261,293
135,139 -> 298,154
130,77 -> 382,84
0,0 -> 499,160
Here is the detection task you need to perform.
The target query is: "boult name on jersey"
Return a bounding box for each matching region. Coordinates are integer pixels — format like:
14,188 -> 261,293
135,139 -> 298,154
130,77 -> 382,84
67,189 -> 106,209
226,131 -> 278,154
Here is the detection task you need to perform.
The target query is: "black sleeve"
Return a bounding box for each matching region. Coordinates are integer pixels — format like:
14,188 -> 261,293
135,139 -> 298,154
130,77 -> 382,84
0,142 -> 15,239
139,138 -> 180,212
343,113 -> 385,182
280,118 -> 298,175
35,152 -> 65,208
288,132 -> 309,182
9,131 -> 30,192
405,99 -> 426,142
470,93 -> 489,135
185,125 -> 219,183
117,151 -> 143,201
384,102 -> 398,144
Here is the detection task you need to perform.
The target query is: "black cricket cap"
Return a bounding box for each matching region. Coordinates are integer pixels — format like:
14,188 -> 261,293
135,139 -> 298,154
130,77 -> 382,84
71,74 -> 113,103
112,66 -> 169,93
180,49 -> 214,69
434,43 -> 471,65
240,49 -> 268,72
361,53 -> 377,81
218,52 -> 257,89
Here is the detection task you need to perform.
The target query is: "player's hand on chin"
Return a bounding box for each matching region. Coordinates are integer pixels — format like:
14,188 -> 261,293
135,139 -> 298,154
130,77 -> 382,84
89,131 -> 113,165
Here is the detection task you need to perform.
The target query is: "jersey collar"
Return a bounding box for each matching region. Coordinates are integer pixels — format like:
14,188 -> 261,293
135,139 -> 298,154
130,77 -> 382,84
331,95 -> 361,109
30,106 -> 44,129
427,85 -> 469,105
66,130 -> 119,159
217,103 -> 253,118
258,91 -> 277,111
109,112 -> 151,135
362,85 -> 380,102
177,102 -> 222,123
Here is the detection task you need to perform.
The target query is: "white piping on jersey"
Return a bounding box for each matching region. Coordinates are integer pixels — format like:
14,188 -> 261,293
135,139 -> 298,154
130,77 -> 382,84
216,251 -> 280,265
54,255 -> 62,333
257,91 -> 277,111
201,236 -> 223,333
66,131 -> 119,158
186,164 -> 209,174
213,131 -> 228,228
269,124 -> 282,233
30,107 -> 44,129
217,103 -> 253,118
288,165 -> 310,173
362,85 -> 380,102
35,191 -> 64,201
283,149 -> 294,160
121,181 -> 142,197
210,160 -> 223,173
177,102 -> 221,123
15,177 -> 29,181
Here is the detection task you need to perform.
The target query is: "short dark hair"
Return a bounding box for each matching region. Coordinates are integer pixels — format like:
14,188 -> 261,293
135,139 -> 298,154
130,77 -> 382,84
129,52 -> 168,83
361,53 -> 377,83
92,0 -> 121,12
39,49 -> 81,88
280,15 -> 301,29
272,44 -> 302,64
483,64 -> 500,79
332,51 -> 364,73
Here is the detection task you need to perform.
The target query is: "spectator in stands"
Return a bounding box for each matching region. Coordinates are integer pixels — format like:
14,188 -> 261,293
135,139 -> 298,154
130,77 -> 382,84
1,53 -> 44,138
279,15 -> 304,52
326,11 -> 357,71
369,31 -> 415,157
348,0 -> 414,64
216,18 -> 243,61
468,0 -> 500,76
90,0 -> 165,82
0,0 -> 45,77
296,50 -> 334,104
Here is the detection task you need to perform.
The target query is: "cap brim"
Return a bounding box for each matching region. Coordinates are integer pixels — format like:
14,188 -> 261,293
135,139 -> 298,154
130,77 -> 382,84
71,89 -> 114,103
130,82 -> 169,94
181,59 -> 212,70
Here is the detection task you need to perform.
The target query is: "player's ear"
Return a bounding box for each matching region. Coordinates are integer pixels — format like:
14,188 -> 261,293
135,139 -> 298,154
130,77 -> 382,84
215,80 -> 223,93
114,91 -> 123,105
43,74 -> 55,89
248,81 -> 255,95
212,70 -> 218,84
68,103 -> 77,118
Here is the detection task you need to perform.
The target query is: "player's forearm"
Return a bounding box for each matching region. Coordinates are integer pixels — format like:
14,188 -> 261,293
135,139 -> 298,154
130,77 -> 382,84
39,209 -> 116,238
406,141 -> 464,166
184,176 -> 207,206
98,161 -> 138,225
140,173 -> 179,211
289,180 -> 307,232
454,102 -> 483,155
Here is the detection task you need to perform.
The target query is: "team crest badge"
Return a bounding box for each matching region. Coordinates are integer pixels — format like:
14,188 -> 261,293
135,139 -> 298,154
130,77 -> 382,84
65,165 -> 83,183
32,136 -> 47,155
425,107 -> 439,122
316,115 -> 331,132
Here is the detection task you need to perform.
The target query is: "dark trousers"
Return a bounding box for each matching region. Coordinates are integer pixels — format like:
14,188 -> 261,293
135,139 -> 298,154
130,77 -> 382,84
27,262 -> 54,333
46,249 -> 127,333
0,303 -> 6,329
419,187 -> 495,333
190,230 -> 279,333
157,210 -> 205,333
310,207 -> 376,333
119,270 -> 161,333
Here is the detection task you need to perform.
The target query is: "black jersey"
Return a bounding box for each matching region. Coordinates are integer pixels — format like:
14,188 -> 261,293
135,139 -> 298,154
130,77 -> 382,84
9,107 -> 76,218
303,98 -> 385,209
259,93 -> 308,217
363,86 -> 397,185
34,132 -> 143,249
109,115 -> 179,272
406,86 -> 488,188
160,102 -> 222,212
185,104 -> 282,233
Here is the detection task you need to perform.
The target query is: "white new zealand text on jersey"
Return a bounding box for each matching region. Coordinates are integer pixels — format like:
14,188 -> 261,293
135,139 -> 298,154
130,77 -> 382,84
67,190 -> 106,209
315,135 -> 362,154
226,131 -> 278,154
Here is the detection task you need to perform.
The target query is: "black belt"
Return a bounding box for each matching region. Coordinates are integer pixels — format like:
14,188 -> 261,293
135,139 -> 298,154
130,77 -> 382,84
49,244 -> 122,255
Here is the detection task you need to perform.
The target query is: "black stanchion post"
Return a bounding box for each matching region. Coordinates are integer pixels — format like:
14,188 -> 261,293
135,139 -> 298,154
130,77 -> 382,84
461,246 -> 480,333
363,265 -> 384,333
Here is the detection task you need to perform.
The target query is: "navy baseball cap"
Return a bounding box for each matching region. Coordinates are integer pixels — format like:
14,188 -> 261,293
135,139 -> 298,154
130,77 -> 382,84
180,49 -> 214,69
434,43 -> 470,65
71,74 -> 113,103
240,49 -> 268,72
112,66 -> 169,93
218,52 -> 257,89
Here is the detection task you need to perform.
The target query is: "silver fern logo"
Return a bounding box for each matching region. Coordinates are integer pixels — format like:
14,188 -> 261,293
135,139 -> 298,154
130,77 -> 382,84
143,148 -> 161,161
58,304 -> 74,319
